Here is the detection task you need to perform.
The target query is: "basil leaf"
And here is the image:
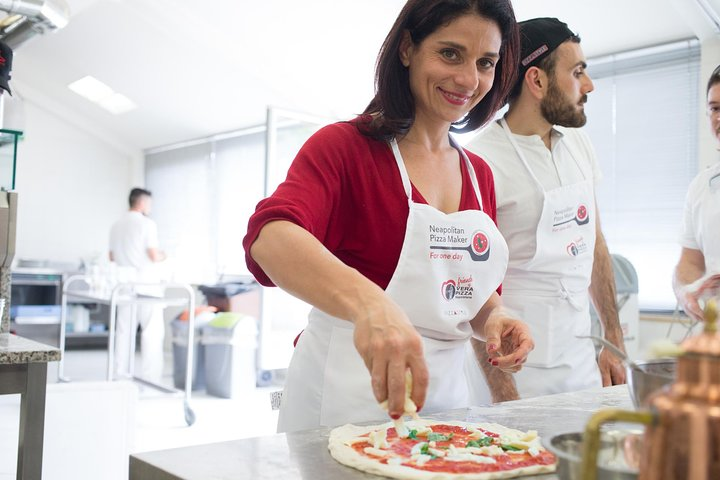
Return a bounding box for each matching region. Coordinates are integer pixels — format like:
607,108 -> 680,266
467,436 -> 493,448
478,436 -> 493,446
427,432 -> 453,442
501,444 -> 523,451
408,429 -> 418,440
420,443 -> 430,455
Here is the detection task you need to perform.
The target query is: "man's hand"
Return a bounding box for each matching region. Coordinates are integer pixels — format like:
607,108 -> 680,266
679,288 -> 704,321
353,301 -> 429,420
673,247 -> 706,321
597,348 -> 626,386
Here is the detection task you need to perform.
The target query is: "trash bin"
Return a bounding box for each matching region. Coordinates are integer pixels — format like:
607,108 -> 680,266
172,307 -> 216,391
202,312 -> 258,398
199,281 -> 257,313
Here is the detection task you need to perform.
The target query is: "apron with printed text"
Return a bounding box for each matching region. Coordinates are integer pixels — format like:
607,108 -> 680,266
497,118 -> 601,398
276,137 -> 509,432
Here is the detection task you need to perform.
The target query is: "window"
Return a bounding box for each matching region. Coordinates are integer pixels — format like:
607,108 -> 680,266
583,40 -> 700,311
145,110 -> 325,371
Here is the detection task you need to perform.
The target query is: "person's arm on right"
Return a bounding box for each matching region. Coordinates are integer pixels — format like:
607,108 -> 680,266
673,247 -> 706,321
674,175 -> 705,321
249,219 -> 429,419
470,337 -> 519,402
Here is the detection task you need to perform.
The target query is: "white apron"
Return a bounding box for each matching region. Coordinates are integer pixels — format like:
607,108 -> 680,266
276,138 -> 509,433
498,118 -> 601,398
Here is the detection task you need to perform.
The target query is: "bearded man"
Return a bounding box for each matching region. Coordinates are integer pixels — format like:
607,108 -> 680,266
464,17 -> 627,401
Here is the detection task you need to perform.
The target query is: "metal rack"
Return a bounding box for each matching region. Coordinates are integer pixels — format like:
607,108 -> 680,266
60,275 -> 197,426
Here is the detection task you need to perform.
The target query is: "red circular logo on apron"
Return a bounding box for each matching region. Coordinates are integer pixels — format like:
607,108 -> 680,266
471,231 -> 490,256
441,280 -> 456,300
576,205 -> 588,221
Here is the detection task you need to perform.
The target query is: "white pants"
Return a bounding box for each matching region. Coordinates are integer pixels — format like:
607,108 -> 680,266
114,303 -> 165,383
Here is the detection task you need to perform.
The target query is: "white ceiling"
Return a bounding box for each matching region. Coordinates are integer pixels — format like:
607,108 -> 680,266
8,0 -> 706,152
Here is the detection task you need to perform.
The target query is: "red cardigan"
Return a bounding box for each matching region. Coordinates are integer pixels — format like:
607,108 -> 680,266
243,119 -> 497,290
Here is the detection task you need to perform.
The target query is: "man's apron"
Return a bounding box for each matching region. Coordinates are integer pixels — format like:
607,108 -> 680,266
277,137 -> 509,432
498,118 -> 601,398
699,172 -> 720,272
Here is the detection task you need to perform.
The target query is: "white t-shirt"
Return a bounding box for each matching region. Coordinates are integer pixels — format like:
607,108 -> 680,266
109,210 -> 159,273
679,162 -> 720,271
466,120 -> 602,268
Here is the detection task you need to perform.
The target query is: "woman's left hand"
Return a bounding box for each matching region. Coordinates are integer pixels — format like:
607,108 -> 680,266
483,310 -> 534,373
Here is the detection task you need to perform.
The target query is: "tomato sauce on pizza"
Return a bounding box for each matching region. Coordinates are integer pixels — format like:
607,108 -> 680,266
331,419 -> 557,479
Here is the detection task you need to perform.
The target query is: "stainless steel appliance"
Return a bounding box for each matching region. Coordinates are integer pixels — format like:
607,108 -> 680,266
9,268 -> 62,346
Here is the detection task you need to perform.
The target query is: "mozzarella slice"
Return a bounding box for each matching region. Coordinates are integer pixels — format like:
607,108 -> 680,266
445,453 -> 497,464
428,447 -> 446,457
379,371 -> 419,438
363,447 -> 391,457
369,428 -> 389,450
410,442 -> 428,456
411,454 -> 433,466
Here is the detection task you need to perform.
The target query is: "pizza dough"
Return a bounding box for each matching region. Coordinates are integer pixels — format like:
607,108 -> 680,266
328,418 -> 556,479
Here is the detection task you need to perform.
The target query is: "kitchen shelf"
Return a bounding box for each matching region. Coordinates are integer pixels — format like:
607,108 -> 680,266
0,128 -> 21,190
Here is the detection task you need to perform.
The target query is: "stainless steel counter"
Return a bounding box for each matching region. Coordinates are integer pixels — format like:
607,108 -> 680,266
130,384 -> 632,480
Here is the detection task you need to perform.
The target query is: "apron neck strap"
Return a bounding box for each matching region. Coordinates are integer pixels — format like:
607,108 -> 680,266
499,117 -> 588,190
390,137 -> 484,210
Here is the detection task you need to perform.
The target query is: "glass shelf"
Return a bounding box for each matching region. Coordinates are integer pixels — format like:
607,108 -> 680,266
0,128 -> 22,191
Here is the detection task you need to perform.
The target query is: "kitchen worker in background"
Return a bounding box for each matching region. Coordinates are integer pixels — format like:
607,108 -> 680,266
0,40 -> 13,96
109,187 -> 166,383
465,17 -> 626,400
673,65 -> 720,320
243,0 -> 534,433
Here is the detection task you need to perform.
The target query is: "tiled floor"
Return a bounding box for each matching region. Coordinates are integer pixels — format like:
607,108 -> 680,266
0,348 -> 280,480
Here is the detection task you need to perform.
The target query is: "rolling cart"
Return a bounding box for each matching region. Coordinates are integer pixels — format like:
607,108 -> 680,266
59,275 -> 197,426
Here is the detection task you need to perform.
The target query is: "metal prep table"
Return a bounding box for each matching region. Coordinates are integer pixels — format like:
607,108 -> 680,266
59,276 -> 197,425
129,384 -> 633,479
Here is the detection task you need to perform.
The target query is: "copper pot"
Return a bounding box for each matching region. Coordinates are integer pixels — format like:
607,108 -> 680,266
582,300 -> 720,480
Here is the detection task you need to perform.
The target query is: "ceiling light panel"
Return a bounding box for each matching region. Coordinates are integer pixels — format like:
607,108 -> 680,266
67,75 -> 137,114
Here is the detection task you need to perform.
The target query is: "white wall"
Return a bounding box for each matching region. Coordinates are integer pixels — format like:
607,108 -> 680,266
700,37 -> 720,170
11,96 -> 141,266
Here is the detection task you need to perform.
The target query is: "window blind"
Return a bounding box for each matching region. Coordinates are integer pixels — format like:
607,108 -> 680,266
584,40 -> 700,310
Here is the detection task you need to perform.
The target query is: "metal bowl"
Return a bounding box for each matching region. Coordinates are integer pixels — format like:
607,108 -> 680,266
545,430 -> 643,480
626,358 -> 676,408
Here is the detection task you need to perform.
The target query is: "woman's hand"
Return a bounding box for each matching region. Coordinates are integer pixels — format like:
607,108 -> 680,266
478,300 -> 534,373
471,293 -> 534,373
352,300 -> 429,420
252,221 -> 429,422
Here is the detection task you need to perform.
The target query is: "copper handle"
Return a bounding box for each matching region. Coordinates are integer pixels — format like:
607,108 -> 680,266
581,408 -> 654,480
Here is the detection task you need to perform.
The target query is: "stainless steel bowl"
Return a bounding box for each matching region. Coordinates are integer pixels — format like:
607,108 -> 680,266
626,358 -> 676,408
545,430 -> 643,480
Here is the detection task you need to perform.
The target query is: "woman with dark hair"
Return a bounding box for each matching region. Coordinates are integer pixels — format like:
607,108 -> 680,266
243,0 -> 533,433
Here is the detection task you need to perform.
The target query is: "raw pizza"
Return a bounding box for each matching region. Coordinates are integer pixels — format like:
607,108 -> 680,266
328,418 -> 556,479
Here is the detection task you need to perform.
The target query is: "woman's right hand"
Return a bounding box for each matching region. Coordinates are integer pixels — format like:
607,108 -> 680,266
352,299 -> 429,420
251,221 -> 429,419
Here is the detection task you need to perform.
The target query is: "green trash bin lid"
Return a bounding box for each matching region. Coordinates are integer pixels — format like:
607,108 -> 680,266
208,312 -> 243,329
